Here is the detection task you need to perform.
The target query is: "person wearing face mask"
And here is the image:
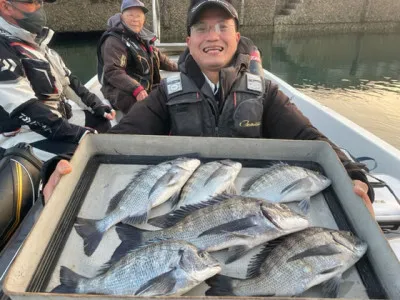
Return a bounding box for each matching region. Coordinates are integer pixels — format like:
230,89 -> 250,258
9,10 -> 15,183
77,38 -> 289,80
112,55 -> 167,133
0,0 -> 116,162
97,0 -> 178,114
0,0 -> 116,258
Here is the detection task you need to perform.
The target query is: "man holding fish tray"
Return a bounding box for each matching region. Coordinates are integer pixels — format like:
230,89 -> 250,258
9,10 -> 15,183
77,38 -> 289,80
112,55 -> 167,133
43,0 -> 375,291
45,0 -> 374,216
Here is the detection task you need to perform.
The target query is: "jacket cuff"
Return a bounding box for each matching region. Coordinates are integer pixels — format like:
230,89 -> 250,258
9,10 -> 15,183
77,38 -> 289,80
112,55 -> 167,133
132,86 -> 144,98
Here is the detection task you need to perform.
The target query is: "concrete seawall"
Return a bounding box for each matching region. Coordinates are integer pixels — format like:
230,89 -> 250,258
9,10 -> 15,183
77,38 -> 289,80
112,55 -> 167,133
46,0 -> 400,39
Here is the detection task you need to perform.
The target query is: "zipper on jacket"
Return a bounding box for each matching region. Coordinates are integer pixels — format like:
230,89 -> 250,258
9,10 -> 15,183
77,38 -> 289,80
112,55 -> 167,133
206,97 -> 219,136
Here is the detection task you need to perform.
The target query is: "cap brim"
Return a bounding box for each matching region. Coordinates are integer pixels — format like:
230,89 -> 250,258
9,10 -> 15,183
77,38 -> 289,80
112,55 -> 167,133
188,0 -> 238,27
122,5 -> 149,14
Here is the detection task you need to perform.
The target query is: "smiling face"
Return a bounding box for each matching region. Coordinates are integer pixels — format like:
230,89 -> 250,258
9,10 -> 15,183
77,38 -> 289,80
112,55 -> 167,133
121,6 -> 145,33
186,6 -> 240,77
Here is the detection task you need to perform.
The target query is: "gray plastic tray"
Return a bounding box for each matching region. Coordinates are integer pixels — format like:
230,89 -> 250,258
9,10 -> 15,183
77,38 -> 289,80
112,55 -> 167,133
3,135 -> 400,300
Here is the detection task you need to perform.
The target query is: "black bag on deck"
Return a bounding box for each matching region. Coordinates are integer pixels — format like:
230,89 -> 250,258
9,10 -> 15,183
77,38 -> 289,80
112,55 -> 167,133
0,143 -> 42,250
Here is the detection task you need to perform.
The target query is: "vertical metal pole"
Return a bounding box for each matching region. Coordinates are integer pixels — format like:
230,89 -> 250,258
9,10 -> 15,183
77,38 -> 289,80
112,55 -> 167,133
152,0 -> 160,40
240,0 -> 245,25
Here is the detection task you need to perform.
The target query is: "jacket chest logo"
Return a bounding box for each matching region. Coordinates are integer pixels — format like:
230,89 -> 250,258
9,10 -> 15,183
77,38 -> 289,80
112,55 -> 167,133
166,75 -> 183,95
239,120 -> 261,128
247,73 -> 262,92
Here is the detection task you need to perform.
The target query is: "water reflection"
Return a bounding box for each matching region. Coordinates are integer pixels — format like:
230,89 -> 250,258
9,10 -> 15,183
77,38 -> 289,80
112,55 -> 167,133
51,31 -> 400,94
256,32 -> 400,93
253,31 -> 400,149
51,31 -> 400,148
50,33 -> 102,83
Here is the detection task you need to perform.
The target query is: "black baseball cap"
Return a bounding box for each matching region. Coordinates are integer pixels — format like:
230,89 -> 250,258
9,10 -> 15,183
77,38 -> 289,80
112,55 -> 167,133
187,0 -> 239,35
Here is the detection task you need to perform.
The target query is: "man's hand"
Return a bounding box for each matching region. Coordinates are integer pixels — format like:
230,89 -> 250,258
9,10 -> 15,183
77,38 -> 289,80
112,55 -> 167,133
93,105 -> 116,120
353,180 -> 375,217
43,160 -> 72,204
136,90 -> 148,101
104,109 -> 116,120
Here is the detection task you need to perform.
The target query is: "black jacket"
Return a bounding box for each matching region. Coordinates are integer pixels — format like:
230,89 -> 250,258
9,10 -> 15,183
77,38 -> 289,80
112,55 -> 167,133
109,40 -> 374,202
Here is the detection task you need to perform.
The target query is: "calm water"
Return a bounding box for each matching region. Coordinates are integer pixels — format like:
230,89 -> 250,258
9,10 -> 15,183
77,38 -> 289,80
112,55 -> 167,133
51,31 -> 400,149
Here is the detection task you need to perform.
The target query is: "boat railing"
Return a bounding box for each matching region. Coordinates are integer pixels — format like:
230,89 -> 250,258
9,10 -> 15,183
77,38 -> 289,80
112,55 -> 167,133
151,0 -> 187,53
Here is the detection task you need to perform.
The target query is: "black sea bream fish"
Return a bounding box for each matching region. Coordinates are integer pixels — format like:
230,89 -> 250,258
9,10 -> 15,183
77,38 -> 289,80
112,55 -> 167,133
52,240 -> 221,296
116,195 -> 309,263
174,160 -> 242,208
75,157 -> 200,256
206,227 -> 367,297
241,163 -> 331,213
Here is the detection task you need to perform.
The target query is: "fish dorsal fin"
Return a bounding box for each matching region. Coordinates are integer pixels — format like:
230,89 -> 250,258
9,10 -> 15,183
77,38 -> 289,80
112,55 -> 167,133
148,194 -> 232,228
241,169 -> 270,192
246,238 -> 285,278
102,237 -> 172,275
97,261 -> 113,276
106,166 -> 153,213
134,165 -> 155,178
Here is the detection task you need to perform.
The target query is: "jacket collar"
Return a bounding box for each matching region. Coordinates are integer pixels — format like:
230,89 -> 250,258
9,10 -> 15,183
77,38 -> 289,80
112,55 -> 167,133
0,16 -> 54,47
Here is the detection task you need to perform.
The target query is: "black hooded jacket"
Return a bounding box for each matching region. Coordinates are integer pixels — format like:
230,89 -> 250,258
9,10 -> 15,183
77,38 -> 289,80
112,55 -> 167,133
109,37 -> 374,202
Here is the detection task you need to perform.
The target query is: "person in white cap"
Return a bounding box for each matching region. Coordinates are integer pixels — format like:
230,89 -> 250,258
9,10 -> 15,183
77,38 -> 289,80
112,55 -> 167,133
98,0 -> 178,114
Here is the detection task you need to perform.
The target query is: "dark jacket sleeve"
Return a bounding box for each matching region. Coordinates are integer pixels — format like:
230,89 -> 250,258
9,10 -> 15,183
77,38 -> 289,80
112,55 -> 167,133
108,85 -> 170,135
11,99 -> 89,143
68,74 -> 107,111
262,82 -> 374,202
0,40 -> 88,143
156,48 -> 178,72
102,36 -> 142,94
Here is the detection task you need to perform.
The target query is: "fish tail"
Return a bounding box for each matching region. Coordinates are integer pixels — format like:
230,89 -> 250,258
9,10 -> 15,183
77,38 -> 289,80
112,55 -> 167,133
111,224 -> 145,263
205,274 -> 236,296
74,217 -> 104,256
115,223 -> 144,244
51,266 -> 87,294
51,284 -> 75,294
